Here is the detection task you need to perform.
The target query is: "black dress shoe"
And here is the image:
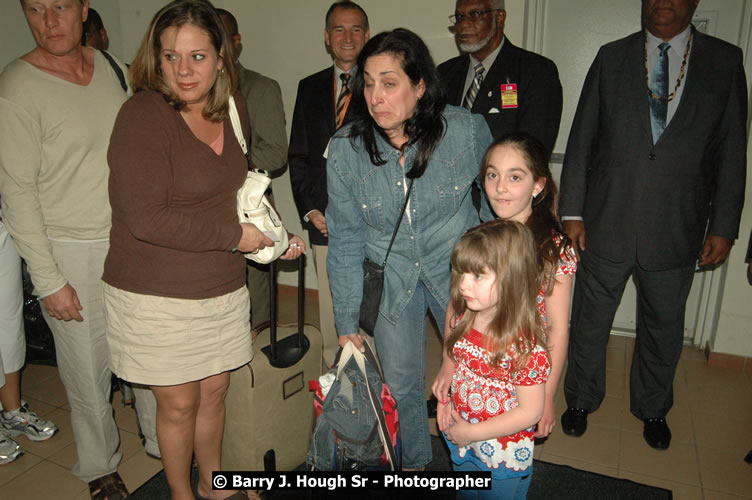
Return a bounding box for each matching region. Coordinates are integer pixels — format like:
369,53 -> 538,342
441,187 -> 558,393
643,417 -> 671,449
561,407 -> 588,436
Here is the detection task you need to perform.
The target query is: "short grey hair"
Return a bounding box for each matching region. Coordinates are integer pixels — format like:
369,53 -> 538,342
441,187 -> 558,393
458,0 -> 504,10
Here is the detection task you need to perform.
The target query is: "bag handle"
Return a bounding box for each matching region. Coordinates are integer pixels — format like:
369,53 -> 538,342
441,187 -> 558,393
228,96 -> 248,156
362,341 -> 385,382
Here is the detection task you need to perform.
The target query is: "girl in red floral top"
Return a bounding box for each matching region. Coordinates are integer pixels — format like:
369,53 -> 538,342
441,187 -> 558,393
438,220 -> 550,499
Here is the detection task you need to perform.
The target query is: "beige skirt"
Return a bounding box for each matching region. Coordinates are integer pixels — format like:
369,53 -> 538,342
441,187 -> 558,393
103,283 -> 252,386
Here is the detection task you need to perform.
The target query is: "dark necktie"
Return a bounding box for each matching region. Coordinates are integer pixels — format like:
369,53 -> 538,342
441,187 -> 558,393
336,73 -> 350,128
463,63 -> 485,110
649,43 -> 670,143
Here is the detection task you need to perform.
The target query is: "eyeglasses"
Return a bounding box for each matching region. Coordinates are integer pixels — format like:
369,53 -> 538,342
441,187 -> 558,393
449,9 -> 498,24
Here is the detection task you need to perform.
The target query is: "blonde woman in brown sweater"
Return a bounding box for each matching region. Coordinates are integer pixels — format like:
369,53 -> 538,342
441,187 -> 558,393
102,2 -> 303,499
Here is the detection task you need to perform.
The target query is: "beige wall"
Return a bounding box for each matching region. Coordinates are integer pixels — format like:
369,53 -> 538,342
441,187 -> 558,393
2,1 -> 749,357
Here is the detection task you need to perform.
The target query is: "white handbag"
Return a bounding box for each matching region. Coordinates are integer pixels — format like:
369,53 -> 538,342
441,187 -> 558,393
229,96 -> 289,264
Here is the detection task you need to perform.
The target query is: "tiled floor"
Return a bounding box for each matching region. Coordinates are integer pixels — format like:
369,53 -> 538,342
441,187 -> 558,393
1,289 -> 750,499
0,364 -> 163,499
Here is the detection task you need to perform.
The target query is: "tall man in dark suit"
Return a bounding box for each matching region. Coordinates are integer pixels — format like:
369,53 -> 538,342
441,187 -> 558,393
559,0 -> 747,450
289,1 -> 369,368
438,0 -> 562,152
218,8 -> 288,330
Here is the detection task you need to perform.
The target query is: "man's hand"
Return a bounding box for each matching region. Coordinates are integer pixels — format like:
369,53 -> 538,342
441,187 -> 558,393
698,235 -> 733,268
563,220 -> 586,259
309,210 -> 328,238
42,284 -> 83,322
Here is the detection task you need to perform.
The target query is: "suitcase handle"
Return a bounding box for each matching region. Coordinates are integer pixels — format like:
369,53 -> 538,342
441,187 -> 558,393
261,255 -> 310,368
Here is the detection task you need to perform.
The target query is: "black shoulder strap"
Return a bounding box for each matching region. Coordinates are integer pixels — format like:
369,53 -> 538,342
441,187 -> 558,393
100,49 -> 127,93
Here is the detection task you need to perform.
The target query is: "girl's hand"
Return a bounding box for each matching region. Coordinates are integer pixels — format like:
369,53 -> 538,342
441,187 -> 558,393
280,234 -> 306,260
238,223 -> 274,253
444,409 -> 474,447
534,398 -> 556,438
431,358 -> 455,404
436,399 -> 455,432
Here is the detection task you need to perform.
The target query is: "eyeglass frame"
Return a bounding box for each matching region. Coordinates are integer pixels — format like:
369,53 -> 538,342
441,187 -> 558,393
449,9 -> 499,24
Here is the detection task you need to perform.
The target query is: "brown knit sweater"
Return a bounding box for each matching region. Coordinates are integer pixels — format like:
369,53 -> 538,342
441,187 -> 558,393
103,89 -> 250,299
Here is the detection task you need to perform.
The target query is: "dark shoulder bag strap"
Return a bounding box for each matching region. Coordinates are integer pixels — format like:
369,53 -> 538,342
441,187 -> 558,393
99,49 -> 127,93
381,179 -> 414,267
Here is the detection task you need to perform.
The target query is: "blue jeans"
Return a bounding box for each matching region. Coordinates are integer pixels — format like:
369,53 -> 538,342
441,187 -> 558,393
454,460 -> 532,500
373,280 -> 445,469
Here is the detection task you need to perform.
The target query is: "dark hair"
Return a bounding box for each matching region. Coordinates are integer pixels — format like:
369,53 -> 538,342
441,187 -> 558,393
480,132 -> 570,295
347,28 -> 446,179
325,1 -> 369,31
445,219 -> 544,369
20,0 -> 83,3
84,8 -> 104,31
81,8 -> 104,46
129,0 -> 236,121
215,8 -> 238,36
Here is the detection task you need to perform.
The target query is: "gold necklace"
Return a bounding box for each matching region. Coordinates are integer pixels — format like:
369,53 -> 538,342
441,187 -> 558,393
643,27 -> 694,102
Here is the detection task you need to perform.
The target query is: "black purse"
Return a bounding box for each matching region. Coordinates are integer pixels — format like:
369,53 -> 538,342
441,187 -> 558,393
359,180 -> 414,336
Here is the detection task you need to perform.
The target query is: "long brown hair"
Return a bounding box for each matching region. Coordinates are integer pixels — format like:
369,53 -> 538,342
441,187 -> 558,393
480,132 -> 571,295
128,0 -> 236,122
445,219 -> 544,369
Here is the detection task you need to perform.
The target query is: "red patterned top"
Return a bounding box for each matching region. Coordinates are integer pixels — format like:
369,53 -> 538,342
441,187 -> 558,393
537,232 -> 577,328
447,328 -> 550,475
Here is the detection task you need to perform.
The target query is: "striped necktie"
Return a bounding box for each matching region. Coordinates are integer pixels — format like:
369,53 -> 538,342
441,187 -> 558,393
463,63 -> 485,110
649,43 -> 670,143
336,73 -> 351,128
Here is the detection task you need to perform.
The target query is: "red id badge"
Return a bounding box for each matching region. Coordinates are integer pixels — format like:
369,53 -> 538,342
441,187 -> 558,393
501,83 -> 518,109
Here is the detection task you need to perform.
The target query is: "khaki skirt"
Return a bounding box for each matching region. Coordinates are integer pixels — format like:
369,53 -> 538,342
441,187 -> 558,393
103,283 -> 252,386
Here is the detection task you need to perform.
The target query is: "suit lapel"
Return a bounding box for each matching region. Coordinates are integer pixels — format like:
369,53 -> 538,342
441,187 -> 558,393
624,32 -> 654,143
447,57 -> 471,105
471,41 -> 516,114
314,67 -> 337,136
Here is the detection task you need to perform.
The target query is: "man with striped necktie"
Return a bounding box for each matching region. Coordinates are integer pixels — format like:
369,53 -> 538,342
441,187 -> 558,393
289,1 -> 369,369
438,0 -> 563,154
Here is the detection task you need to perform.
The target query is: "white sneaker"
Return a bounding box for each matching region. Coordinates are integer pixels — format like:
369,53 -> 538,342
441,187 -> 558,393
1,402 -> 58,442
0,429 -> 22,464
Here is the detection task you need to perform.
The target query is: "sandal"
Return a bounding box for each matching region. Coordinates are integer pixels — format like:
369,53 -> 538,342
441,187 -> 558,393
226,491 -> 252,499
88,472 -> 128,500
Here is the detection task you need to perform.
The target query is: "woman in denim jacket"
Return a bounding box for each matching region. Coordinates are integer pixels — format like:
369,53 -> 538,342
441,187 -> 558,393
326,28 -> 493,470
